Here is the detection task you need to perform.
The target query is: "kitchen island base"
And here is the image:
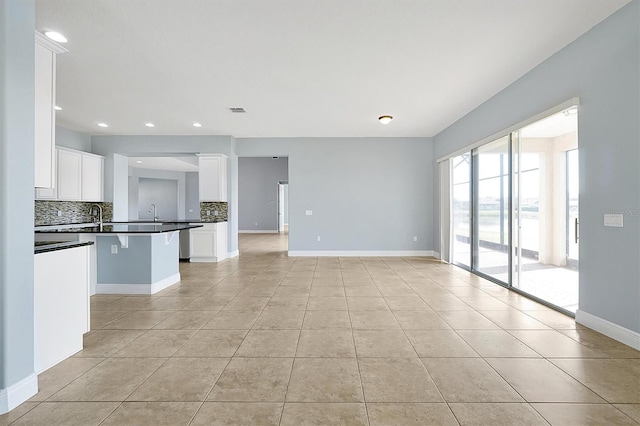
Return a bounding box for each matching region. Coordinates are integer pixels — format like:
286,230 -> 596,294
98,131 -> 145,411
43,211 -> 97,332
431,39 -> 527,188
94,231 -> 180,295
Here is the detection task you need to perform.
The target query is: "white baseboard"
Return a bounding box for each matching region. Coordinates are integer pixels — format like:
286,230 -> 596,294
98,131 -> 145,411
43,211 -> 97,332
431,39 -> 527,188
288,250 -> 437,257
0,374 -> 38,415
238,230 -> 278,234
190,257 -> 222,263
575,309 -> 640,351
431,251 -> 441,259
227,250 -> 239,258
96,273 -> 180,295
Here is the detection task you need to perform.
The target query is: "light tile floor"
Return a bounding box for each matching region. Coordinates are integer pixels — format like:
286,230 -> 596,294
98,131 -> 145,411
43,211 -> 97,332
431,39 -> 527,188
4,233 -> 640,425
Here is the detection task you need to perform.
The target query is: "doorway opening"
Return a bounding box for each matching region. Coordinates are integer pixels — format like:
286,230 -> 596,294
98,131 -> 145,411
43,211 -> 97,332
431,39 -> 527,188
238,157 -> 289,254
278,181 -> 289,234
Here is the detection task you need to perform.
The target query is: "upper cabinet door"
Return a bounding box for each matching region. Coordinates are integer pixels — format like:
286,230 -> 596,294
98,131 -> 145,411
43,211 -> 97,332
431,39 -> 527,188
34,33 -> 66,189
198,154 -> 228,202
57,149 -> 82,200
81,154 -> 104,201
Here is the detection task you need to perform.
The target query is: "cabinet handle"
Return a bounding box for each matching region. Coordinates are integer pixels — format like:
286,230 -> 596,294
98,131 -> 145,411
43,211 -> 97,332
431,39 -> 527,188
575,218 -> 579,244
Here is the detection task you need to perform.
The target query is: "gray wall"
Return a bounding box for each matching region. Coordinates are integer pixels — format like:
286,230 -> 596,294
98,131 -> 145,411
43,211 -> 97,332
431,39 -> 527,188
283,184 -> 289,224
433,2 -> 640,333
239,157 -> 289,231
0,0 -> 36,400
128,168 -> 186,220
185,172 -> 200,220
55,126 -> 91,151
138,178 -> 178,221
237,138 -> 434,252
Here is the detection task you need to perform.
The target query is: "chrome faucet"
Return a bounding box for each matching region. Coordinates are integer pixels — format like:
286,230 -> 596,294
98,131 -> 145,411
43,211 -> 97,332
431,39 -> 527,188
89,204 -> 103,225
149,203 -> 159,221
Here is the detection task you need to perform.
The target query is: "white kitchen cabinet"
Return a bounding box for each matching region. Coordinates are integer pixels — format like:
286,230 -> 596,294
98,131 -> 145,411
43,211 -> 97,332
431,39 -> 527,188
34,32 -> 66,189
57,148 -> 82,200
34,245 -> 90,373
36,147 -> 104,201
81,153 -> 104,201
198,154 -> 227,201
189,222 -> 228,262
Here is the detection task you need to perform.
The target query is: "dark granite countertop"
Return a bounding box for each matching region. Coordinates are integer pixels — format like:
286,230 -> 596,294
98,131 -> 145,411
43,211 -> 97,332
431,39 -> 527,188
108,220 -> 227,224
34,223 -> 203,234
35,240 -> 94,254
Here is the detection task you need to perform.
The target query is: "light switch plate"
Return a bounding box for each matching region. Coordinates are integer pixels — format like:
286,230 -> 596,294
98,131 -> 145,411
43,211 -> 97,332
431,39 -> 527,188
305,210 -> 313,216
604,213 -> 623,227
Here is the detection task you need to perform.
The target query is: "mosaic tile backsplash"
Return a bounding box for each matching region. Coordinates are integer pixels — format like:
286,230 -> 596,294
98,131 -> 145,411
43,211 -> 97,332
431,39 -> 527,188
200,201 -> 228,222
35,201 -> 113,226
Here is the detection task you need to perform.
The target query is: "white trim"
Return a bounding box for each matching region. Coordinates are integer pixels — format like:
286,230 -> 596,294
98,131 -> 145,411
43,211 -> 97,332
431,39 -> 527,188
238,230 -> 278,234
575,309 -> 640,351
96,273 -> 180,295
35,31 -> 67,54
431,251 -> 441,260
288,250 -> 437,257
227,250 -> 239,258
436,97 -> 580,163
0,374 -> 38,415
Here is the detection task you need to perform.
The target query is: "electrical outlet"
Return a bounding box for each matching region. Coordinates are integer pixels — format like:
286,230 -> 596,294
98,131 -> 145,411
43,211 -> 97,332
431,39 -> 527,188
305,210 -> 313,216
316,236 -> 321,242
188,209 -> 193,213
413,236 -> 418,242
57,210 -> 62,217
214,210 -> 219,216
111,245 -> 118,254
206,210 -> 211,216
255,222 -> 258,226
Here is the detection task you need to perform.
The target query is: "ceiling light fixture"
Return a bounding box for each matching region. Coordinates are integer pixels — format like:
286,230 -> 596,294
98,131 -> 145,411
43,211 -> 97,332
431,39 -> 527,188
54,105 -> 62,111
97,122 -> 108,128
136,160 -> 143,164
378,115 -> 393,124
44,31 -> 67,43
145,122 -> 155,128
192,122 -> 202,127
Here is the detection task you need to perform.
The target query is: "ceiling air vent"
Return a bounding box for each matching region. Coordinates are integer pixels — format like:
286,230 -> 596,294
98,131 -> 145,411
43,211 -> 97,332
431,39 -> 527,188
229,107 -> 246,113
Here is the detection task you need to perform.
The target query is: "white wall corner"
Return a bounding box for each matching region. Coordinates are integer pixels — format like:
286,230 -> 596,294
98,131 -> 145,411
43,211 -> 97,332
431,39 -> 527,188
575,309 -> 640,351
227,250 -> 239,258
0,374 -> 38,415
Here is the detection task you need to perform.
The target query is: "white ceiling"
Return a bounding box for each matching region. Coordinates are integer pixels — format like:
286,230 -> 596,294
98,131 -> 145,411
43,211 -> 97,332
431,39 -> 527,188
36,0 -> 629,138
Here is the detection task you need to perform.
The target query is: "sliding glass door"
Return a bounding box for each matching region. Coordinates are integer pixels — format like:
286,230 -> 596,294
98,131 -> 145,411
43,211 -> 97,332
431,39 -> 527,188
451,154 -> 471,268
473,136 -> 510,283
448,106 -> 579,314
513,111 -> 579,312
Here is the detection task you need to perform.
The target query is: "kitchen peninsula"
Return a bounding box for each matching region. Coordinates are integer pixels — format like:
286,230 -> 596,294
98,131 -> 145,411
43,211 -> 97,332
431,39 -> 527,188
35,223 -> 202,295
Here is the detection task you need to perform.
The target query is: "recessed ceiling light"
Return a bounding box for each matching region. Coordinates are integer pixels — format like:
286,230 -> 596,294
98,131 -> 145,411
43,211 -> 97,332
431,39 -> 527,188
136,160 -> 143,164
145,122 -> 155,128
97,122 -> 108,128
229,107 -> 246,113
192,122 -> 202,127
378,115 -> 393,124
54,105 -> 62,111
44,31 -> 67,43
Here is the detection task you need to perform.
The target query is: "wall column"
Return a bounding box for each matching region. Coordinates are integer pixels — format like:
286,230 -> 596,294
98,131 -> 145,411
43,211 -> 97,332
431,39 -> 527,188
0,0 -> 39,413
